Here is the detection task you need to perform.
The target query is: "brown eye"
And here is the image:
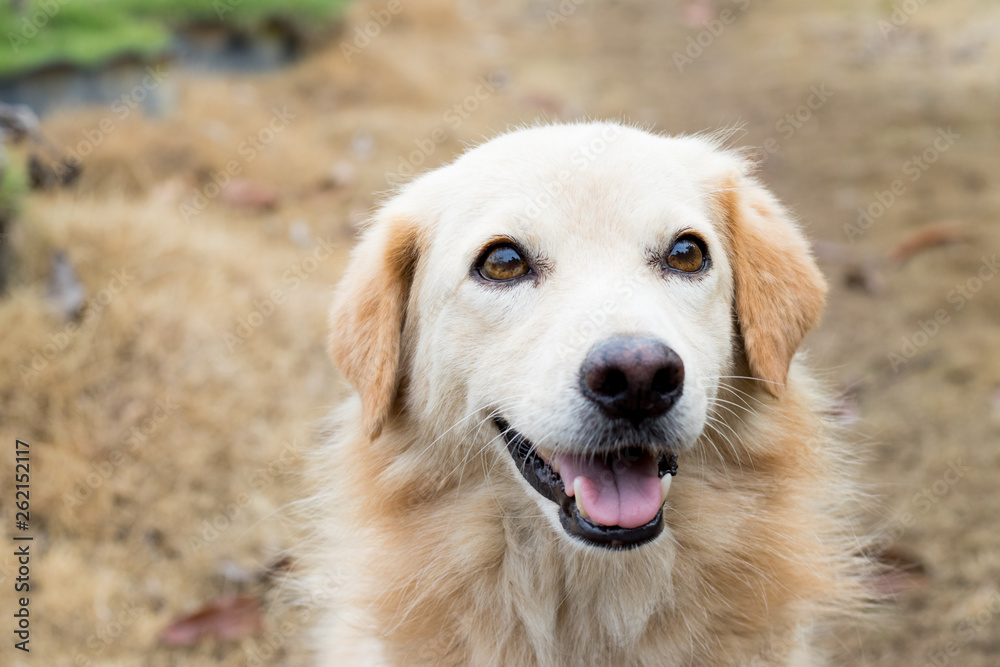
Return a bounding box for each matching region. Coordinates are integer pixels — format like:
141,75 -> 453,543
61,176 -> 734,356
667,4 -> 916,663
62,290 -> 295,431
664,236 -> 707,273
478,244 -> 531,282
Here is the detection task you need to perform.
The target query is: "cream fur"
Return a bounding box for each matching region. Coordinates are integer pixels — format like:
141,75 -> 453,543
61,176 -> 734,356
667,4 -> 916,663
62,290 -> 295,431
306,122 -> 870,666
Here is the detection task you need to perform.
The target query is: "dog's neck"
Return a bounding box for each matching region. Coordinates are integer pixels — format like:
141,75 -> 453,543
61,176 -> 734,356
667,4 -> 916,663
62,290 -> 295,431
322,387 -> 855,666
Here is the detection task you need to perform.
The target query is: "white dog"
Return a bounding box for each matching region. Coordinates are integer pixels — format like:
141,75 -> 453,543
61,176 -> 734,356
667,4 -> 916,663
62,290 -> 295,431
309,122 -> 869,666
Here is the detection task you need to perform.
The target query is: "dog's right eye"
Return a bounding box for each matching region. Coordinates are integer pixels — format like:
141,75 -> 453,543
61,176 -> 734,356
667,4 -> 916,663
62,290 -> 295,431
477,244 -> 531,282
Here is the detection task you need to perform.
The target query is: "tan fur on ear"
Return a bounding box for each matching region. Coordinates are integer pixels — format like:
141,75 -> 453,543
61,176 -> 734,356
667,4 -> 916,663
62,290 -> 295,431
715,177 -> 827,397
328,216 -> 421,438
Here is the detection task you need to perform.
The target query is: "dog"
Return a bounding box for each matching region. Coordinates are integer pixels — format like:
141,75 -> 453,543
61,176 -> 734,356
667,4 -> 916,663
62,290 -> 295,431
309,122 -> 869,666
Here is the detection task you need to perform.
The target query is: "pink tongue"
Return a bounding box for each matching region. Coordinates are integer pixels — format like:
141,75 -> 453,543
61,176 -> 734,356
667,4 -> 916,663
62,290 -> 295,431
556,452 -> 662,529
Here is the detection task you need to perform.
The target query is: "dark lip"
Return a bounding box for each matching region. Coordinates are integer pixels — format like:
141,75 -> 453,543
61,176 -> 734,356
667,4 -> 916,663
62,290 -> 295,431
494,417 -> 678,551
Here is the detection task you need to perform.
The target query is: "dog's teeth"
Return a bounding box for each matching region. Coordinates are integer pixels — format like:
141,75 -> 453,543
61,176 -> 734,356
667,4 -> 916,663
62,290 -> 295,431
533,447 -> 558,471
660,474 -> 672,504
573,478 -> 589,519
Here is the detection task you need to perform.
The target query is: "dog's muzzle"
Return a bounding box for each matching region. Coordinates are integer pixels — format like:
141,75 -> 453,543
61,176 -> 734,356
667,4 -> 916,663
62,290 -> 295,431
495,336 -> 686,549
495,417 -> 677,550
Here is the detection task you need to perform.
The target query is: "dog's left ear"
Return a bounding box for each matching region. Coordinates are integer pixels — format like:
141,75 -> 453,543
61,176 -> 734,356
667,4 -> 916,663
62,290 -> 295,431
714,175 -> 827,398
328,214 -> 421,438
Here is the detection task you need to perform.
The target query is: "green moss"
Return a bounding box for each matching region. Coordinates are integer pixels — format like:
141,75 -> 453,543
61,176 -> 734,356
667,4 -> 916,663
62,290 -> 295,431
0,4 -> 170,76
115,0 -> 347,26
0,0 -> 349,77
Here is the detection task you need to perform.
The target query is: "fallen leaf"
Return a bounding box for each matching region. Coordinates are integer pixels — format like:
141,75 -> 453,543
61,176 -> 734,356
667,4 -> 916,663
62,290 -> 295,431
160,595 -> 263,646
869,545 -> 931,598
221,179 -> 280,211
885,222 -> 967,267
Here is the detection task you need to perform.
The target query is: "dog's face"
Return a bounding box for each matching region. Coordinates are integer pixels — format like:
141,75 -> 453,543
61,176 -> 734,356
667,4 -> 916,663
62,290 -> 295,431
329,123 -> 826,551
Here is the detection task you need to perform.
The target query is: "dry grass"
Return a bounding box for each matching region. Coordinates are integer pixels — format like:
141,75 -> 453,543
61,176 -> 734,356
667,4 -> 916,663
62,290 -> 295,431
1,0 -> 999,664
1,193 -> 345,664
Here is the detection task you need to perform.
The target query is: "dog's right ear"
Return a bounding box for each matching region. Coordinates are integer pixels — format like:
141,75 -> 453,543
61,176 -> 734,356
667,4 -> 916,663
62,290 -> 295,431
328,215 -> 421,439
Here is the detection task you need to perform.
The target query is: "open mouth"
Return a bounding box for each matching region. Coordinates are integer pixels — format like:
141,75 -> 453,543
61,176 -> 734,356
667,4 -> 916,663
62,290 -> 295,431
495,417 -> 677,550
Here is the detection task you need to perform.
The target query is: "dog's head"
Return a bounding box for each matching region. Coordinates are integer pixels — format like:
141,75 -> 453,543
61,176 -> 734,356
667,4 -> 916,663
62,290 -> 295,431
329,123 -> 826,551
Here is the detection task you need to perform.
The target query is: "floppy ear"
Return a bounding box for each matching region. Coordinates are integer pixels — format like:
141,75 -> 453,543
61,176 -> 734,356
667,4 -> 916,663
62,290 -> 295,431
714,176 -> 827,398
328,215 -> 421,438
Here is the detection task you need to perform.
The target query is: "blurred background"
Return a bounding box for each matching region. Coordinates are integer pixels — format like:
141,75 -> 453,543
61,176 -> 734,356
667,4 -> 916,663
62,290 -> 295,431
0,0 -> 998,665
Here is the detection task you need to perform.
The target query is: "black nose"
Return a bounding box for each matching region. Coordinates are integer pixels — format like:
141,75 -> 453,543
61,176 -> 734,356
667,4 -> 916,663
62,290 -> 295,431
580,336 -> 685,424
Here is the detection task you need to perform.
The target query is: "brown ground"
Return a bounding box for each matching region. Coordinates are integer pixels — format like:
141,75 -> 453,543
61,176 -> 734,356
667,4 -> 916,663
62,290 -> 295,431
2,0 -> 999,665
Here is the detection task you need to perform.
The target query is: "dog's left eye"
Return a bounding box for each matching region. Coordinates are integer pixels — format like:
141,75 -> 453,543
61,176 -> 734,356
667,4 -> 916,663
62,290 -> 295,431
478,244 -> 531,282
664,236 -> 708,274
